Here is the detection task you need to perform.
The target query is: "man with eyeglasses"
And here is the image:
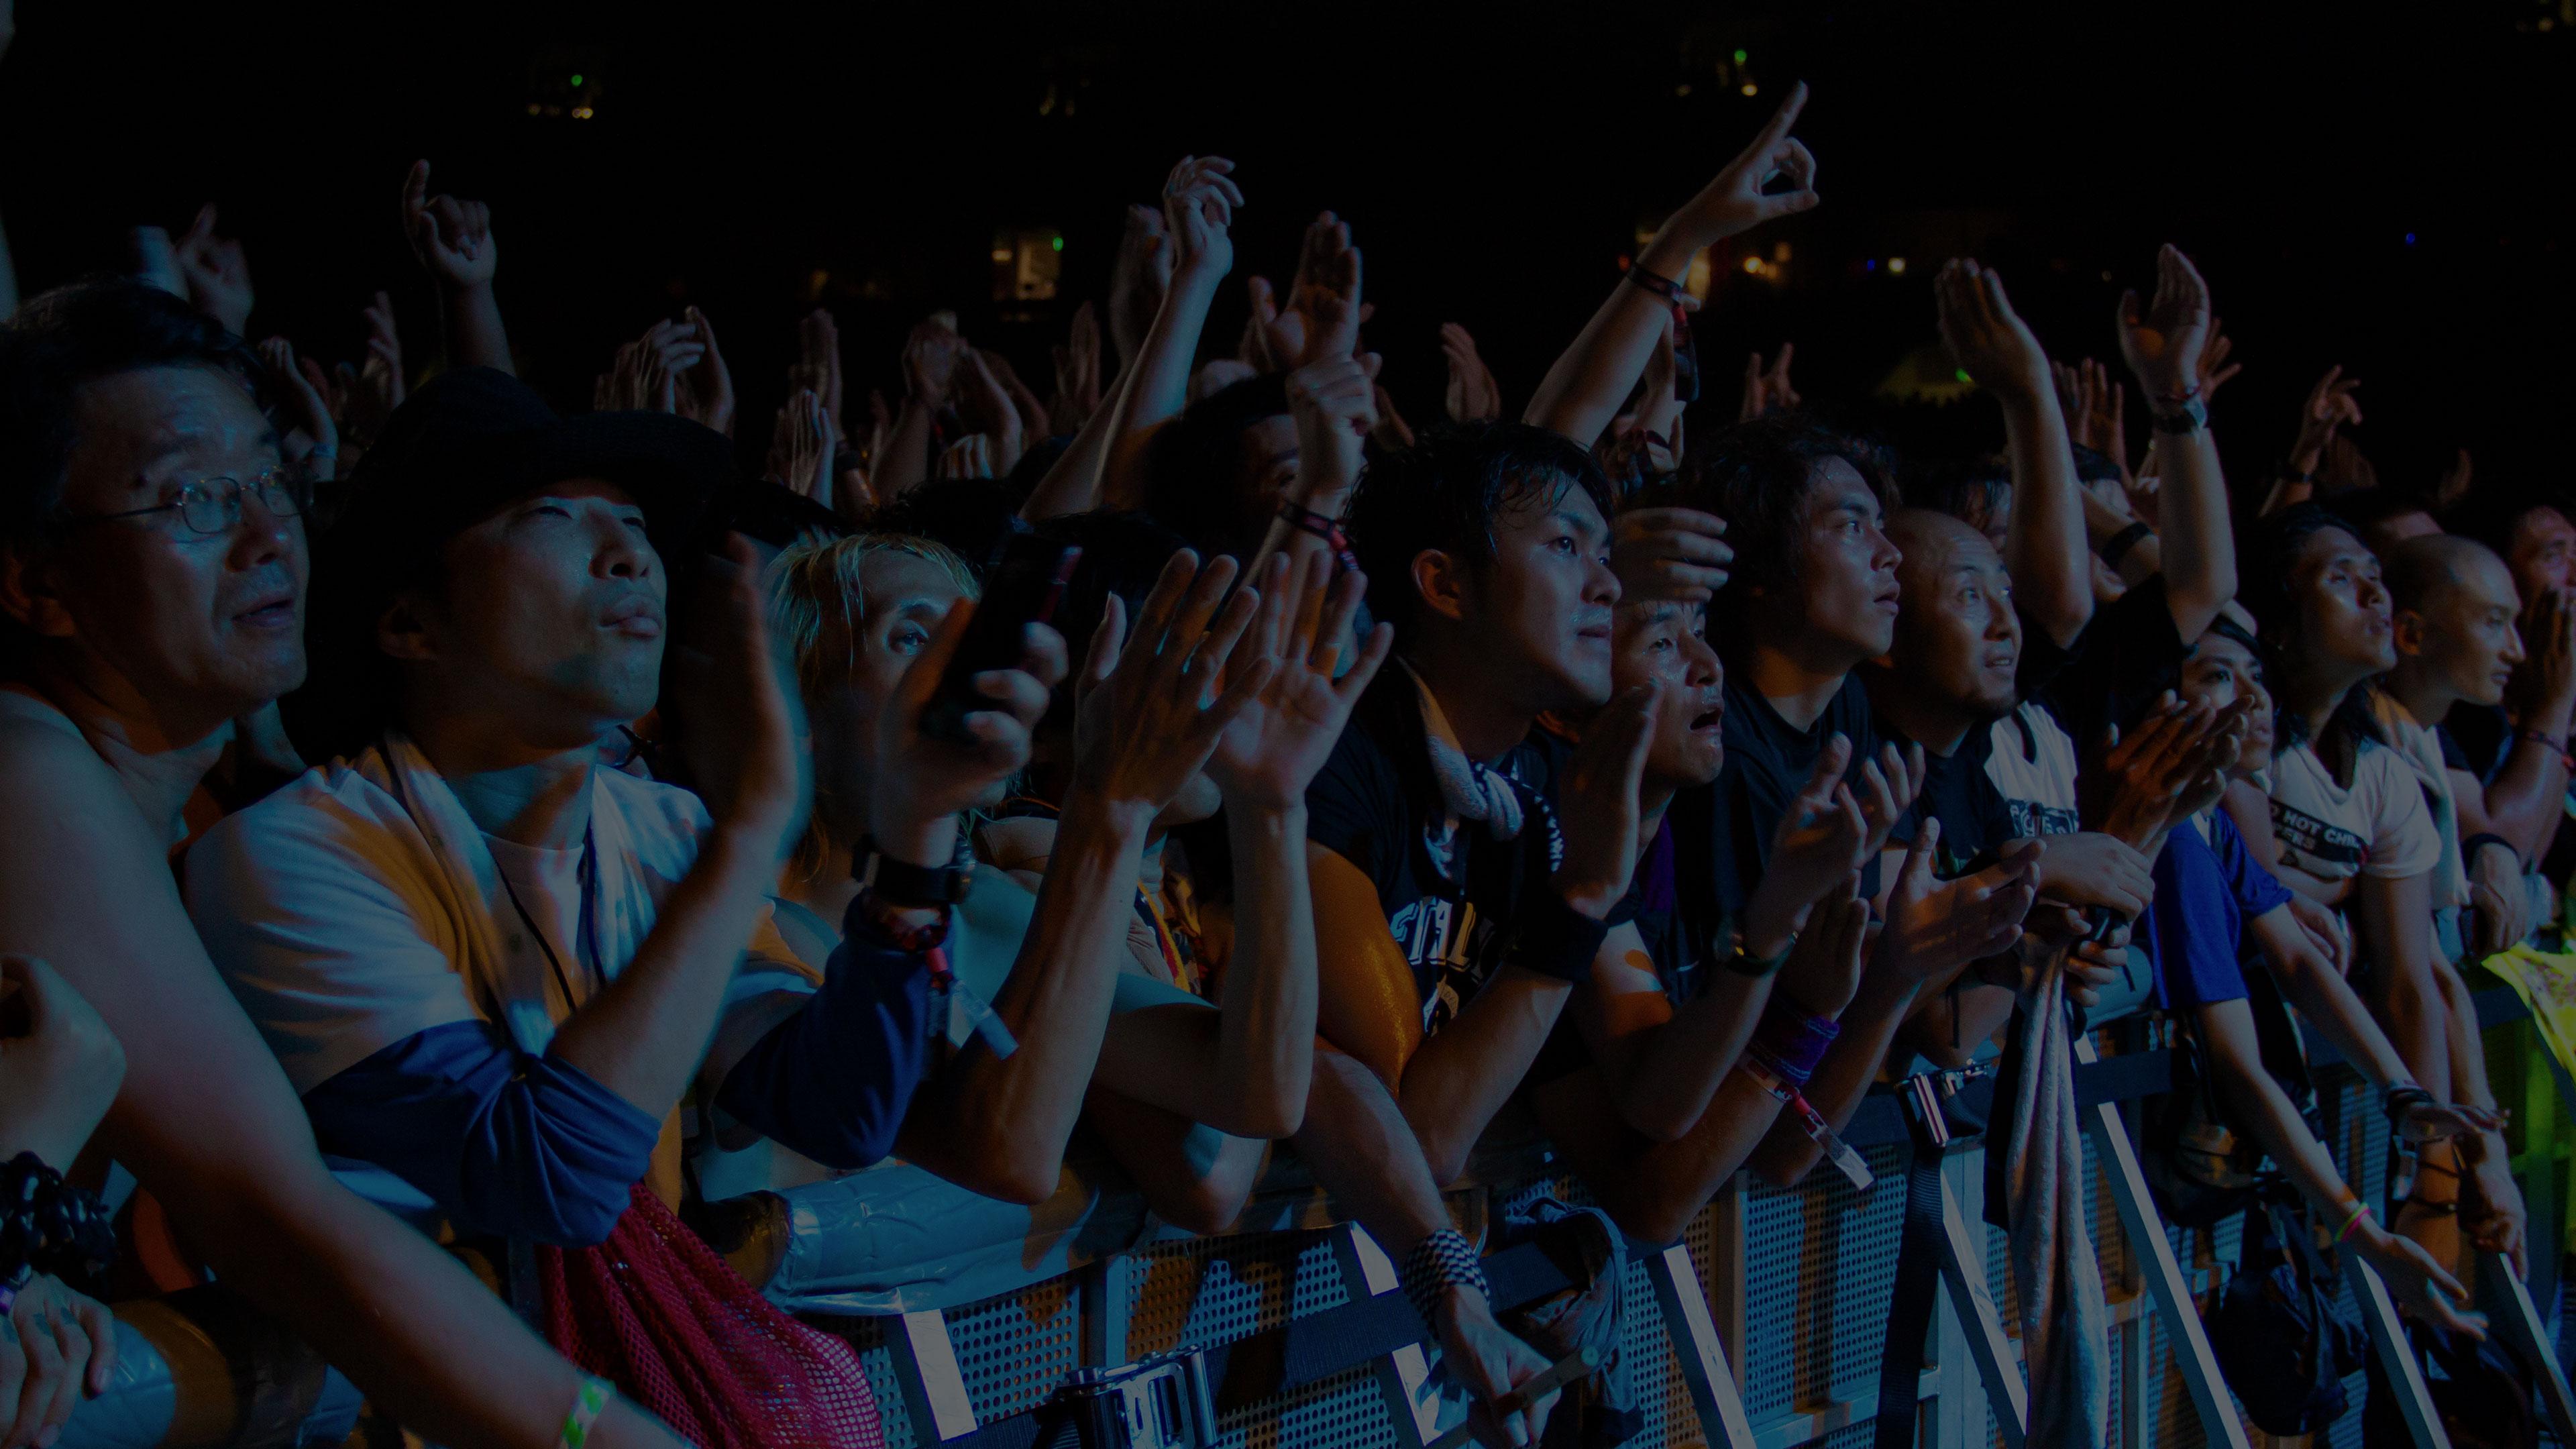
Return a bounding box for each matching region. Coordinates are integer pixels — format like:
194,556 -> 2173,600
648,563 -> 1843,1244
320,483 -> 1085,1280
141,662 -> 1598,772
0,280 -> 686,1448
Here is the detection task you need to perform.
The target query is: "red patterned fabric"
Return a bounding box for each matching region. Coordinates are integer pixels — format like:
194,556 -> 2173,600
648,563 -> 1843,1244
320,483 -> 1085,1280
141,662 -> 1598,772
539,1185 -> 885,1448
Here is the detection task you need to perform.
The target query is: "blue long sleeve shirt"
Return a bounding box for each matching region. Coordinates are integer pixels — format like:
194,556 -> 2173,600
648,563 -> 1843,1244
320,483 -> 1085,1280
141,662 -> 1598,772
302,900 -> 940,1246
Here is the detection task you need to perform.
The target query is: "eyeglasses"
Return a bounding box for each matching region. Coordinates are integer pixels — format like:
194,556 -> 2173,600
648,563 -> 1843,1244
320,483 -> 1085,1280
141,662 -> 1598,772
61,464 -> 309,536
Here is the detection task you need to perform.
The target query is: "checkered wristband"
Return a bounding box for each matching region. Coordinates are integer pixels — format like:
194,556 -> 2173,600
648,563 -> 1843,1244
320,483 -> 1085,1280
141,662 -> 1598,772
1399,1228 -> 1491,1326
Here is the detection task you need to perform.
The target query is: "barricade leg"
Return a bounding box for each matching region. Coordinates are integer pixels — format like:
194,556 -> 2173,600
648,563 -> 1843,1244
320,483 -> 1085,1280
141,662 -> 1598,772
2479,1250 -> 2576,1446
1932,1169 -> 2027,1449
888,1307 -> 983,1443
2071,1036 -> 2253,1449
1332,1222 -> 1443,1445
1636,1238 -> 1759,1449
2350,1258 -> 2454,1449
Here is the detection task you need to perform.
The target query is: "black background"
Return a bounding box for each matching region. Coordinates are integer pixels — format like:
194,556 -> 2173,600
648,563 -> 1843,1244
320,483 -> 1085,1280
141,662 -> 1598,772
6,0 -> 2571,499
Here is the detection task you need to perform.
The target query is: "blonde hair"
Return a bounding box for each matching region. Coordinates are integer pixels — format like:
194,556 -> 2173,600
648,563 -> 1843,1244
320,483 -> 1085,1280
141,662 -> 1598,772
769,532 -> 981,700
767,532 -> 981,879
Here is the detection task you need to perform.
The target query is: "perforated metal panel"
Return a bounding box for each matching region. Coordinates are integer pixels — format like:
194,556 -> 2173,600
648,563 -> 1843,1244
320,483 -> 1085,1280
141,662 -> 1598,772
808,1315 -> 920,1449
1123,1228 -> 1352,1360
943,1274 -> 1083,1424
1743,1139 -> 1913,1424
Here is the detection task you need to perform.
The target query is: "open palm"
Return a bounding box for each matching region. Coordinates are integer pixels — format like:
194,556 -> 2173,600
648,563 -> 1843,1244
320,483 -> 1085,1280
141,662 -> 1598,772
1207,552 -> 1392,811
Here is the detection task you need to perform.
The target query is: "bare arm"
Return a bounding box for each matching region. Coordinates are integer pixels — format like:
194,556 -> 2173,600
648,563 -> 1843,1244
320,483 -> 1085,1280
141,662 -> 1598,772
1100,158 -> 1242,510
2247,904 -> 2416,1087
1937,259 -> 2088,646
2114,246 -> 2232,642
2351,870 -> 2451,1099
400,161 -> 513,375
0,728 -> 678,1449
1533,1066 -> 1786,1245
1572,923 -> 1772,1141
1525,83 -> 1817,445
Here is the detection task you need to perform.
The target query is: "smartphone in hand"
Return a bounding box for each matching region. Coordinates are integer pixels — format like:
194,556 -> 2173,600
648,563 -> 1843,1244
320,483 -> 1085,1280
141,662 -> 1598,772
919,529 -> 1080,744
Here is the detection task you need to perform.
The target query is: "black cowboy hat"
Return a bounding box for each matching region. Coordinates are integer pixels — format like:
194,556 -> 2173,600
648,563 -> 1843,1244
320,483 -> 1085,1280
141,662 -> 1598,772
284,366 -> 737,763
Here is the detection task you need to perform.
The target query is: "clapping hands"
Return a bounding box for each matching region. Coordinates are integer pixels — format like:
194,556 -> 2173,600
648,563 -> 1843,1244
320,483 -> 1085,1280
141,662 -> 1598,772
1072,551 -> 1274,820
1935,258 -> 2049,404
172,203 -> 254,335
1254,212 -> 1364,372
1738,343 -> 1801,421
1161,155 -> 1242,286
1440,323 -> 1503,423
2114,244 -> 2213,403
1205,551 -> 1395,812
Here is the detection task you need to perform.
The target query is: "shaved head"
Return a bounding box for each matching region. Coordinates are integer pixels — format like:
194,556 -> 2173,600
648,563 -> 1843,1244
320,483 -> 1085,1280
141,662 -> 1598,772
2386,533 -> 2510,615
1874,506 -> 2021,733
1887,508 -> 1997,589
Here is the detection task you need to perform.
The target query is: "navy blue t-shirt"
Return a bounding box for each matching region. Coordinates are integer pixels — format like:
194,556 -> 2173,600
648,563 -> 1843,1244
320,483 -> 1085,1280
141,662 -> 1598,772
2141,810 -> 2294,1011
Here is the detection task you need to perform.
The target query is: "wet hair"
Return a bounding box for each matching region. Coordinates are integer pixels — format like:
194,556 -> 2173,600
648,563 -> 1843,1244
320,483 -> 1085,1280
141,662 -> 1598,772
767,531 -> 981,700
0,279 -> 266,553
1139,373 -> 1291,557
1344,420 -> 1613,646
1911,455 -> 2010,535
2243,502 -> 2385,771
1665,412 -> 1897,641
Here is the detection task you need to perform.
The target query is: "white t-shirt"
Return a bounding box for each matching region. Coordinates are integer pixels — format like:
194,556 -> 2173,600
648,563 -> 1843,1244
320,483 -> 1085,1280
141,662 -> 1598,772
2265,735 -> 2443,885
186,757 -> 797,1095
2369,692 -> 2467,911
1986,702 -> 2083,837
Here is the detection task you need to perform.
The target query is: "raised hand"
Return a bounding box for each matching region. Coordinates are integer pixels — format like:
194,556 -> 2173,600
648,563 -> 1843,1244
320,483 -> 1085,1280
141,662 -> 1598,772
2196,317 -> 2241,404
0,953 -> 127,1169
1285,356 -> 1377,504
767,388 -> 838,504
871,596 -> 1068,868
2114,244 -> 2212,404
1050,301 -> 1106,434
1851,740 -> 1927,858
1738,343 -> 1801,422
1935,258 -> 2048,404
1610,507 -> 1733,603
664,535 -> 807,843
257,338 -> 340,483
2077,359 -> 2128,469
2514,586 -> 2576,732
172,203 -> 254,335
1553,682 -> 1663,918
341,290 -> 406,442
1440,323 -> 1503,423
1206,552 -> 1395,811
1265,213 -> 1364,372
1776,871 -> 1875,1018
1107,203 -> 1172,370
2290,365 -> 2363,474
787,309 -> 845,435
669,306 -> 735,435
1071,551 -> 1273,820
954,350 -> 1026,474
1878,822 -> 2039,985
983,348 -> 1053,442
400,160 -> 496,291
904,319 -> 970,409
938,434 -> 998,480
1664,81 -> 1819,248
1161,155 -> 1243,285
2084,695 -> 2250,850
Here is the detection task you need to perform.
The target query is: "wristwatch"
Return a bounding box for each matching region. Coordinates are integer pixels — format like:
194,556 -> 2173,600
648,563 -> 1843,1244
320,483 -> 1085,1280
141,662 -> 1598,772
1722,937 -> 1796,978
2149,395 -> 2207,434
857,833 -> 975,907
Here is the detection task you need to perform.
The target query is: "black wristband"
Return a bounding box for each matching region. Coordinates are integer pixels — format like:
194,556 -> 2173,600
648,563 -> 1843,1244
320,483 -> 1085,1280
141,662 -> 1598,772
1399,1228 -> 1491,1326
1,1152 -> 117,1292
2097,520 -> 2153,571
1509,892 -> 1612,985
1624,262 -> 1686,303
2461,833 -> 2518,867
2149,395 -> 2208,434
2381,1084 -> 2434,1124
857,831 -> 975,906
1722,938 -> 1796,979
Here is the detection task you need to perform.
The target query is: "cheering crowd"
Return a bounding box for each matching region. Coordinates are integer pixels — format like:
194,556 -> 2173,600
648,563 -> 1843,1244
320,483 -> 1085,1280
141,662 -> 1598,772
2,44 -> 2565,1449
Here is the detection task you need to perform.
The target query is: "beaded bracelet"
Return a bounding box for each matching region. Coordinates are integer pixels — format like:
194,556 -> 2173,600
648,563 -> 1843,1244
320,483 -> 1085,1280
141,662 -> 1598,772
1399,1228 -> 1491,1328
1,1152 -> 117,1297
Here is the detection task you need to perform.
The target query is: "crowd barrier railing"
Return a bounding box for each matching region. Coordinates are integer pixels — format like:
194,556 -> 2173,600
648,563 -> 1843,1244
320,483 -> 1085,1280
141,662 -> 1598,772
52,981 -> 2576,1449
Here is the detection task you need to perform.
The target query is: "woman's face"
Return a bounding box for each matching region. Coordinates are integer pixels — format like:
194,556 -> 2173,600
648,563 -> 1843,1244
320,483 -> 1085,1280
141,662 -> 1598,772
2290,526 -> 2394,682
2180,631 -> 2274,775
807,550 -> 972,826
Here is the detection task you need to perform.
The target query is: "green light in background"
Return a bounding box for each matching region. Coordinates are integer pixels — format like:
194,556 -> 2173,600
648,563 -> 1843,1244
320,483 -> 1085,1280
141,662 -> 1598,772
1954,368 -> 1972,383
1733,48 -> 1748,63
1051,235 -> 1063,252
571,73 -> 585,87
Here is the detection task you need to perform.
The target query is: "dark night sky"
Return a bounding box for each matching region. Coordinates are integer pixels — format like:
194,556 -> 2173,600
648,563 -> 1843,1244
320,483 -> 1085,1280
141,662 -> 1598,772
6,1 -> 2572,497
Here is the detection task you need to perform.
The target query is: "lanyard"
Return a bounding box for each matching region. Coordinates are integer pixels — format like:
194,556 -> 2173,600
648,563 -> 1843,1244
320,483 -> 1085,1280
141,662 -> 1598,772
494,822 -> 602,1016
1739,1054 -> 1874,1193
